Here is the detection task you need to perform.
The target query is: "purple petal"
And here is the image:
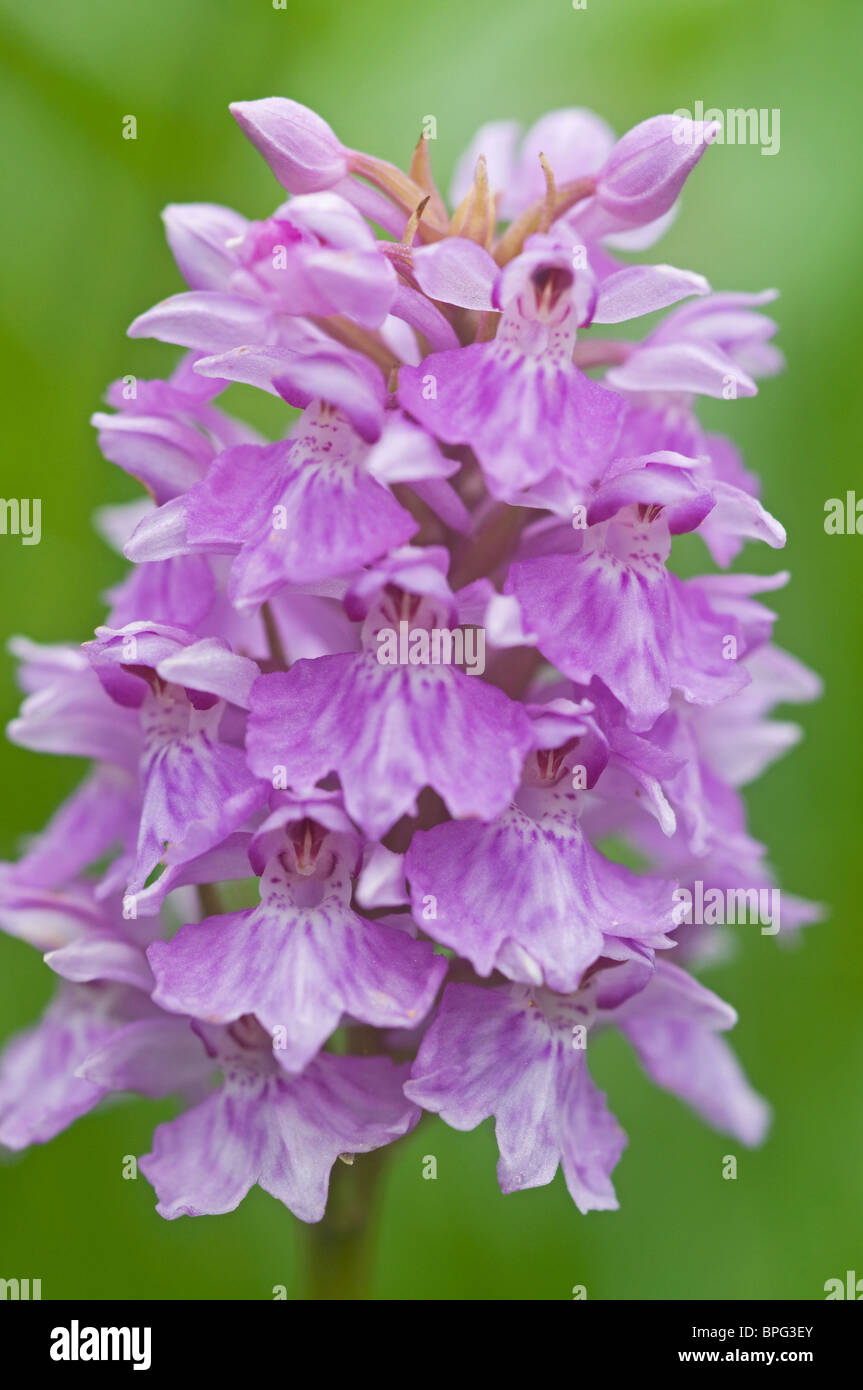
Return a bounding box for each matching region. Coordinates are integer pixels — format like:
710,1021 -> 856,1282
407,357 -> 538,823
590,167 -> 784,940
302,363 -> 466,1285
6,766 -> 138,891
91,411 -> 213,504
45,935 -> 153,991
0,984 -> 148,1148
230,98 -> 349,194
595,115 -> 720,228
148,887 -> 445,1072
272,352 -> 385,444
78,1016 -> 213,1098
134,693 -> 266,887
593,263 -> 710,324
104,555 -> 216,631
410,239 -> 498,310
610,961 -> 770,1145
607,341 -> 757,398
162,202 -> 248,291
7,652 -> 142,770
141,1052 -> 417,1222
228,453 -> 417,603
399,344 -> 623,499
258,1055 -> 420,1221
247,657 -> 533,839
140,1089 -> 265,1217
128,291 -> 275,354
156,638 -> 260,709
406,982 -> 626,1213
406,808 -> 673,991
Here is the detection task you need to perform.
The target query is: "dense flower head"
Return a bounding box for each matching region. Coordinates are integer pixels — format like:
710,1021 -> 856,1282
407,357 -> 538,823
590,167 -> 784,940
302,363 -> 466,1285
1,98 -> 821,1222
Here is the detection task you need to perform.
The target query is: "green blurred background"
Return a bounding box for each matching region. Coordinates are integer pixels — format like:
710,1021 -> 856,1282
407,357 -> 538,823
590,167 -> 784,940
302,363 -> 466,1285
0,0 -> 860,1300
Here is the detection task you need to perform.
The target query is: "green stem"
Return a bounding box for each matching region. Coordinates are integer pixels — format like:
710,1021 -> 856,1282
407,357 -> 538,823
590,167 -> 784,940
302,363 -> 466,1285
303,1024 -> 392,1300
302,1147 -> 390,1300
197,882 -> 223,917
